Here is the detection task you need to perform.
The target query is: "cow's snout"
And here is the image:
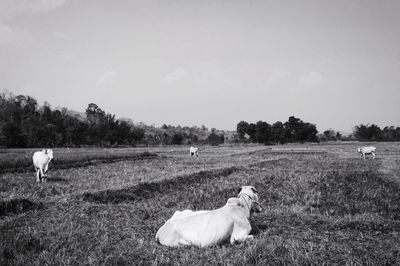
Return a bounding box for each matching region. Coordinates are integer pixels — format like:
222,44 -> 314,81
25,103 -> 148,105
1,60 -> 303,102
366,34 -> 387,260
252,201 -> 262,213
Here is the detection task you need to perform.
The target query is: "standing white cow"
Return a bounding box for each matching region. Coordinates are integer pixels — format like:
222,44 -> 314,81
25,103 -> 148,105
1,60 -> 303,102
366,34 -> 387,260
357,146 -> 376,159
155,186 -> 262,247
32,149 -> 54,182
189,147 -> 199,157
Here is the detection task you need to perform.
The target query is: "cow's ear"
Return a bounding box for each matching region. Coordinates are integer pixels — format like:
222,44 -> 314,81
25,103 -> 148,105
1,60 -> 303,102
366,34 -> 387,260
251,187 -> 258,194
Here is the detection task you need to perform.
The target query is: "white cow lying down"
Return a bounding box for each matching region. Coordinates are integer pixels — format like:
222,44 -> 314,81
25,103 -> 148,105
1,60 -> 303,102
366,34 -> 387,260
357,146 -> 376,159
189,146 -> 199,157
155,186 -> 262,247
32,149 -> 54,182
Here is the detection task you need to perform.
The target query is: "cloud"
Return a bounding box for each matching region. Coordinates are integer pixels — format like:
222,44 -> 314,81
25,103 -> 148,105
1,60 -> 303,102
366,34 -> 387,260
0,24 -> 15,43
0,0 -> 67,20
29,0 -> 67,13
58,52 -> 75,61
0,24 -> 33,45
52,32 -> 69,40
161,68 -> 187,85
266,69 -> 289,84
298,70 -> 324,89
96,70 -> 117,88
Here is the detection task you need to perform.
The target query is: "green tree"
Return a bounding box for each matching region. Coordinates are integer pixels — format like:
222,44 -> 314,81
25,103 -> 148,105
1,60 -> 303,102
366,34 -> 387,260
237,121 -> 249,140
255,121 -> 272,144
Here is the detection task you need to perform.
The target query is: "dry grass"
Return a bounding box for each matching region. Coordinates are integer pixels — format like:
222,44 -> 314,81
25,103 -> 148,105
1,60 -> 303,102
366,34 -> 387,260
0,147 -> 157,173
1,142 -> 400,265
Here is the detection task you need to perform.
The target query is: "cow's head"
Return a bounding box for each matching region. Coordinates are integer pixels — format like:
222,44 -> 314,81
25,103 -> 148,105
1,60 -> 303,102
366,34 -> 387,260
238,186 -> 262,213
46,149 -> 54,159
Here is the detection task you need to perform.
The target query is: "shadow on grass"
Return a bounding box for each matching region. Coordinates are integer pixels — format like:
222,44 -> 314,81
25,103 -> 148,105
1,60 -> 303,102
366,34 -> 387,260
0,198 -> 43,217
1,234 -> 47,262
79,166 -> 239,204
46,177 -> 68,183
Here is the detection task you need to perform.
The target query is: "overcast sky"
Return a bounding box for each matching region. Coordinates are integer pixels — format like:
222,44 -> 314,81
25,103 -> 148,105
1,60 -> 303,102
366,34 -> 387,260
1,0 -> 399,132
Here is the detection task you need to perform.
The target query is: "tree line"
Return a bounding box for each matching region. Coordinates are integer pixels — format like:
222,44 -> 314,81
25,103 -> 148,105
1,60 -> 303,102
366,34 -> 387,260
352,124 -> 400,141
0,92 -> 226,148
0,92 -> 145,147
1,91 -> 399,148
236,116 -> 319,144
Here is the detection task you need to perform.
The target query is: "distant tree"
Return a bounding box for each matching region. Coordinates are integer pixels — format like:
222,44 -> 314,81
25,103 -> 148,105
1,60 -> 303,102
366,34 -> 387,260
382,126 -> 396,141
237,121 -> 249,140
236,116 -> 318,144
323,129 -> 336,141
130,127 -> 145,143
396,127 -> 400,141
271,121 -> 285,144
255,121 -> 272,144
297,122 -> 318,143
207,132 -> 224,146
367,124 -> 382,141
2,122 -> 26,147
247,123 -> 257,142
353,124 -> 382,141
171,133 -> 184,145
353,124 -> 368,141
188,133 -> 199,144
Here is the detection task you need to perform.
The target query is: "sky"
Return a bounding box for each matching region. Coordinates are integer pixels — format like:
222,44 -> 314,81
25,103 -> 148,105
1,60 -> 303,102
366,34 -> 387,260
1,0 -> 399,133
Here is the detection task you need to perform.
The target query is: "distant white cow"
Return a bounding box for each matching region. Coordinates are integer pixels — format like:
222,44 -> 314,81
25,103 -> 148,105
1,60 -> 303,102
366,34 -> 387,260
155,186 -> 262,247
189,147 -> 199,157
357,146 -> 376,159
32,149 -> 54,182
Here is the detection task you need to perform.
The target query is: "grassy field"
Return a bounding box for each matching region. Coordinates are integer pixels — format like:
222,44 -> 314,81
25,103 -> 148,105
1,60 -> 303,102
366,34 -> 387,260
1,142 -> 400,265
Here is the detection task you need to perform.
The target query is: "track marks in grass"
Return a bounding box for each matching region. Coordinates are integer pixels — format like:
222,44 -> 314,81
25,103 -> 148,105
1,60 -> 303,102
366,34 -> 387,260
0,198 -> 43,217
79,166 -> 239,204
53,151 -> 157,170
0,151 -> 157,173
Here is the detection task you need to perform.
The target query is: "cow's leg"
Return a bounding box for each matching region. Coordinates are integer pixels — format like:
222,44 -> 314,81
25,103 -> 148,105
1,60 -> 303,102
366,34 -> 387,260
44,163 -> 48,175
43,163 -> 49,181
39,168 -> 44,182
35,168 -> 40,182
372,152 -> 375,159
230,220 -> 252,244
230,231 -> 254,244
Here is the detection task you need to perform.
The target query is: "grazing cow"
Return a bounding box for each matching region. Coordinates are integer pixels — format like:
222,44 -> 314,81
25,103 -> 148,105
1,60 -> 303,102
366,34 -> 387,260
357,146 -> 376,159
155,186 -> 262,247
189,147 -> 199,157
32,149 -> 54,182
